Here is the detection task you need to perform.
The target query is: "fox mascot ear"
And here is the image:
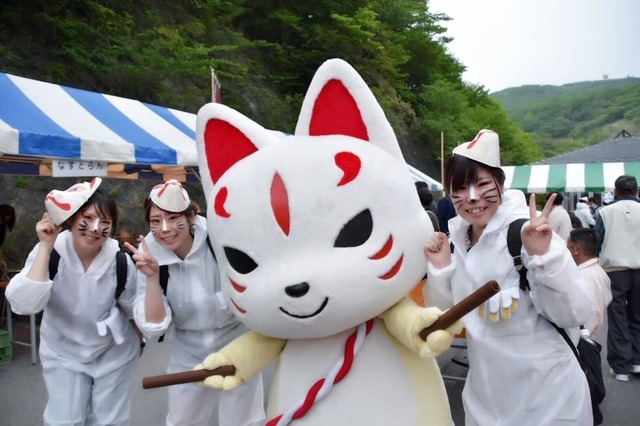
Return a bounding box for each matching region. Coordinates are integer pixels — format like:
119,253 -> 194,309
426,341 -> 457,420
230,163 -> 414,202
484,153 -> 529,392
196,58 -> 407,210
296,58 -> 405,161
196,104 -> 280,210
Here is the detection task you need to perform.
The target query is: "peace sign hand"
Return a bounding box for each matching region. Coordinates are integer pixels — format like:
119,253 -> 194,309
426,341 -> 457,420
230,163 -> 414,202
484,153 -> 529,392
124,237 -> 159,277
521,193 -> 556,256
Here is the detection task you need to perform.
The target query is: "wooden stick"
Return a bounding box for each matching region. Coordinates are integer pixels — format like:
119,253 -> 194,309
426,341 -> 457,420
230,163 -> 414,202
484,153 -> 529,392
142,365 -> 236,389
419,280 -> 500,340
142,280 -> 499,389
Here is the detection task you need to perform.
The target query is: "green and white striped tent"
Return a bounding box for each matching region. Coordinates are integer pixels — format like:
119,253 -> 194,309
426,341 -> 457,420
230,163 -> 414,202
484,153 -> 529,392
502,162 -> 640,193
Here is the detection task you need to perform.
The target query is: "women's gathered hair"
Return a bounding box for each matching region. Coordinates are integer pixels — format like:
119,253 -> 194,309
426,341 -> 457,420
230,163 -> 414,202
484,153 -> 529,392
67,189 -> 119,237
62,188 -> 118,238
445,154 -> 506,194
143,197 -> 198,224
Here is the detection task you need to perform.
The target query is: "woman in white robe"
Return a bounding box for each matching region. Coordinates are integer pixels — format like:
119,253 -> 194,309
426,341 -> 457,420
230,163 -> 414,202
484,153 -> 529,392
424,130 -> 594,425
7,179 -> 140,426
126,180 -> 265,426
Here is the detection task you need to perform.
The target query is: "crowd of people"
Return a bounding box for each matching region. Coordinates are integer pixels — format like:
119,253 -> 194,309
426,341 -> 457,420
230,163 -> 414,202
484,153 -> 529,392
4,128 -> 639,426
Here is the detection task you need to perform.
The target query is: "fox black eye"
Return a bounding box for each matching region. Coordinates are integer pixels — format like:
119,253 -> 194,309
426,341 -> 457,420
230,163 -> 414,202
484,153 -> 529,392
334,209 -> 373,248
224,247 -> 258,274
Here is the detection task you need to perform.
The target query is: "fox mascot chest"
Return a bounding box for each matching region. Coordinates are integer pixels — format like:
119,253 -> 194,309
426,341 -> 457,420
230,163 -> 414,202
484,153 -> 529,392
196,59 -> 453,425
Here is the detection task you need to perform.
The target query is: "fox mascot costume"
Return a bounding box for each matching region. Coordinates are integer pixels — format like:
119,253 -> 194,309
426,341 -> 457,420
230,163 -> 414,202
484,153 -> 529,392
195,59 -> 460,425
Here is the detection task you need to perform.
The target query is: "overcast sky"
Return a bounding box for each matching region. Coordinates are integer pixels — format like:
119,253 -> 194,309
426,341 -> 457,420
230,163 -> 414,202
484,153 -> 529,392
428,0 -> 640,93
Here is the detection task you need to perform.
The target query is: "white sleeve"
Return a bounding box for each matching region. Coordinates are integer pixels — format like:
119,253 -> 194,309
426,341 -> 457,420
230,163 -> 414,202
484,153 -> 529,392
423,258 -> 456,310
523,235 -> 594,328
5,244 -> 52,315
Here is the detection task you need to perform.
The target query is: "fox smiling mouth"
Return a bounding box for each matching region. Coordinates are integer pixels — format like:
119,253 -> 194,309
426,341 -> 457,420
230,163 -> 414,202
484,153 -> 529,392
280,297 -> 329,319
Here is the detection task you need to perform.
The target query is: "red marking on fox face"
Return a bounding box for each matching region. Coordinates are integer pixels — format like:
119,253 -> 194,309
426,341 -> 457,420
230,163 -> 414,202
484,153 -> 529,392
335,152 -> 361,186
154,181 -> 186,199
229,278 -> 246,293
379,255 -> 404,280
270,173 -> 290,236
214,187 -> 231,218
45,194 -> 71,211
230,298 -> 246,314
369,235 -> 393,260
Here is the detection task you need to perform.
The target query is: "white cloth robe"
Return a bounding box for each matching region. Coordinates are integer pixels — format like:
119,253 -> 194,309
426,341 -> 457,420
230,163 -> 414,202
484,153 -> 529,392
425,193 -> 595,426
577,258 -> 612,339
6,230 -> 139,376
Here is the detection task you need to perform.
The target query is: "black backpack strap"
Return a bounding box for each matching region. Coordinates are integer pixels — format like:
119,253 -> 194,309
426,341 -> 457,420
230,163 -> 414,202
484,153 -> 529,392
48,248 -> 61,280
205,235 -> 216,261
551,322 -> 580,360
157,265 -> 170,343
114,251 -> 128,299
507,218 -> 530,291
159,265 -> 169,296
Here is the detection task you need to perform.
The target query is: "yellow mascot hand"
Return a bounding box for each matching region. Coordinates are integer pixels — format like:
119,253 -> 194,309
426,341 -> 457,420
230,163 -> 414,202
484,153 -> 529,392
416,307 -> 463,359
195,352 -> 243,391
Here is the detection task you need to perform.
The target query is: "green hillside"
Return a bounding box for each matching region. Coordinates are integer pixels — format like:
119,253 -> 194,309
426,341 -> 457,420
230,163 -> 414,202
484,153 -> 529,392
491,78 -> 640,158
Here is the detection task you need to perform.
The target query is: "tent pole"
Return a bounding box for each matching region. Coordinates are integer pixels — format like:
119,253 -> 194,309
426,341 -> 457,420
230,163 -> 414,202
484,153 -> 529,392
440,131 -> 445,187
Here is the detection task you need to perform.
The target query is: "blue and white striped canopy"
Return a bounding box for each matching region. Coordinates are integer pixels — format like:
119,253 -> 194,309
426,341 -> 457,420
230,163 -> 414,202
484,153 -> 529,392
0,71 -> 444,187
0,72 -> 198,179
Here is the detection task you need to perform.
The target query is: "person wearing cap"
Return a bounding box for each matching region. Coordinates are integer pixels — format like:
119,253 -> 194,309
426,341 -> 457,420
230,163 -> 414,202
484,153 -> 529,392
6,178 -> 141,425
424,130 -> 593,425
125,180 -> 265,426
594,192 -> 614,220
594,175 -> 640,382
574,196 -> 595,228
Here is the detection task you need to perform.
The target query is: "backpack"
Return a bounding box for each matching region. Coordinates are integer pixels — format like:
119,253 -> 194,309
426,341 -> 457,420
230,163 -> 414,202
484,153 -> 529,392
507,219 -> 605,424
48,249 -> 128,299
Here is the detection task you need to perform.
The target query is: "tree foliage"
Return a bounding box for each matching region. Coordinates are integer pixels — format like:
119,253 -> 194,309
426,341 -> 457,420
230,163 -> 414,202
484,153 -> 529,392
0,0 -> 540,172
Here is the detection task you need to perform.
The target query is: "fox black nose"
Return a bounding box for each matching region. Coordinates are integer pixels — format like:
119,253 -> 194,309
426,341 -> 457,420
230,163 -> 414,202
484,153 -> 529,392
285,282 -> 309,298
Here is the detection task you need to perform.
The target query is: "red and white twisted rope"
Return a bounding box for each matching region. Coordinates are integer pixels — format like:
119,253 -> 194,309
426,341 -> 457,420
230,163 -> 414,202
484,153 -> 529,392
266,319 -> 375,426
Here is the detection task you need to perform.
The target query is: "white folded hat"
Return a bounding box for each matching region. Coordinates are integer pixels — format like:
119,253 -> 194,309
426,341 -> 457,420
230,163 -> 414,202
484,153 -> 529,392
44,177 -> 103,225
149,180 -> 191,212
452,129 -> 500,168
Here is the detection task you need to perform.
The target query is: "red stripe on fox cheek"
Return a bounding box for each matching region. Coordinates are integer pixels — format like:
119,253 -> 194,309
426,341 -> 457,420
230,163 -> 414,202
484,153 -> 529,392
369,235 -> 393,260
215,187 -> 231,218
271,173 -> 290,236
230,298 -> 247,314
229,278 -> 246,293
379,255 -> 404,280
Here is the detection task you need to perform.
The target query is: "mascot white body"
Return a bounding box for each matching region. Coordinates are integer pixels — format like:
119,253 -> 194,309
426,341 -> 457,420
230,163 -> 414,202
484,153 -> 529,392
196,59 -> 458,425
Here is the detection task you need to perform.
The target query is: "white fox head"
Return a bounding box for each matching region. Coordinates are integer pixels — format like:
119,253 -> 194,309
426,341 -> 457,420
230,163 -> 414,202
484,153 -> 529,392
196,59 -> 432,339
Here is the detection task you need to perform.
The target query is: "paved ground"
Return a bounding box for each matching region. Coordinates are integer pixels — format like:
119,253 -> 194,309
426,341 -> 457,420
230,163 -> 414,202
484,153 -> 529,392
1,314 -> 639,425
